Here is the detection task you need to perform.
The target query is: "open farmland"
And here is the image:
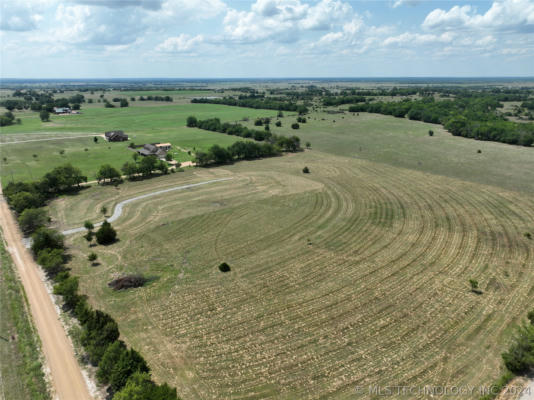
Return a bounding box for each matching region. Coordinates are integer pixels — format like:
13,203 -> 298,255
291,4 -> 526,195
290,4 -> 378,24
0,103 -> 276,182
49,131 -> 534,399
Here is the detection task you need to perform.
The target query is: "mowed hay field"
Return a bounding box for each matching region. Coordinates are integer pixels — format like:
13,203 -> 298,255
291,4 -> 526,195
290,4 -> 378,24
49,136 -> 534,399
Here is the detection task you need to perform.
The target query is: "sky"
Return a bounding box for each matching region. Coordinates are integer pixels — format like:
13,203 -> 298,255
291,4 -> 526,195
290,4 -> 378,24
0,0 -> 533,78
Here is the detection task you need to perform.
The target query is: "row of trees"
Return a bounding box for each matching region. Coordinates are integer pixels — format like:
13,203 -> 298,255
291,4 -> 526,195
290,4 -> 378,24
5,164 -> 87,215
186,116 -> 302,152
138,95 -> 173,102
5,165 -> 179,399
322,95 -> 366,107
348,97 -> 534,147
195,142 -> 281,166
1,93 -> 85,113
28,226 -> 178,399
191,95 -> 308,114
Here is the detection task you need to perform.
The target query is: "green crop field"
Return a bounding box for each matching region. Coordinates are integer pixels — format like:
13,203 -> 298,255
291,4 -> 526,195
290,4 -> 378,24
45,104 -> 534,399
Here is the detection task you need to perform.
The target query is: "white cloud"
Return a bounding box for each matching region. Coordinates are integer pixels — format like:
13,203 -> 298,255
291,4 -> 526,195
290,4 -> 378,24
423,0 -> 534,33
0,2 -> 50,31
156,34 -> 204,52
72,0 -> 164,10
392,0 -> 421,8
383,32 -> 455,46
222,0 -> 355,43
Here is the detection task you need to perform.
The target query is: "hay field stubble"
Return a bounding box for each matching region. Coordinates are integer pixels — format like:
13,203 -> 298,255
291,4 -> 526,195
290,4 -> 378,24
50,144 -> 534,399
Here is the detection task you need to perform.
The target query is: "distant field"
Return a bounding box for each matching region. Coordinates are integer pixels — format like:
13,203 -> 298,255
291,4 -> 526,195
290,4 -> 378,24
0,103 -> 276,182
49,136 -> 534,399
0,232 -> 49,400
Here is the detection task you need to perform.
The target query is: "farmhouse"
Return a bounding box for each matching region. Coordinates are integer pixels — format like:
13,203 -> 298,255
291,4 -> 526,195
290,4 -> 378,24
53,107 -> 71,114
105,130 -> 128,142
155,143 -> 172,151
137,143 -> 167,159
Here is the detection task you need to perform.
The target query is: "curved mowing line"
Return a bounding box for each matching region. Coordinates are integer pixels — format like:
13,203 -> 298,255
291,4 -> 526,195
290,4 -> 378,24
61,178 -> 233,236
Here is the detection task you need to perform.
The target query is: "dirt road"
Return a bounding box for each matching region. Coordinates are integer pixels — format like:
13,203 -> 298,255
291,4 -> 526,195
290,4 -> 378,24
0,186 -> 93,400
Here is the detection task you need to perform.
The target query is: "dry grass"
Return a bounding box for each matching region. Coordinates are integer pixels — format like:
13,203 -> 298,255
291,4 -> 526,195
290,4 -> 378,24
49,148 -> 534,399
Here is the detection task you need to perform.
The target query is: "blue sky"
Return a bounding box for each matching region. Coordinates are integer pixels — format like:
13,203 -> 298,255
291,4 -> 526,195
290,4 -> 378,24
0,0 -> 533,78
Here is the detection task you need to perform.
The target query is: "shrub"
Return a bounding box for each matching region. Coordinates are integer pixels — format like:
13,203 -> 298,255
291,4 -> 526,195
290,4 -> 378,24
502,323 -> 534,374
37,248 -> 65,277
96,221 -> 117,245
275,120 -> 282,127
525,232 -> 532,240
31,228 -> 64,255
302,166 -> 310,174
477,149 -> 482,153
218,262 -> 231,272
18,208 -> 48,235
108,275 -> 147,290
428,130 -> 434,136
88,252 -> 98,265
291,123 -> 300,129
186,115 -> 197,127
254,118 -> 263,126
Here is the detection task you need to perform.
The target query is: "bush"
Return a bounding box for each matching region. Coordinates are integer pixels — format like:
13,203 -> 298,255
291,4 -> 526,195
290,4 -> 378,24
275,120 -> 281,127
254,118 -> 263,126
108,275 -> 147,290
291,123 -> 300,129
96,221 -> 117,245
302,166 -> 310,174
37,248 -> 65,277
31,228 -> 64,255
502,323 -> 534,374
186,116 -> 197,127
18,208 -> 48,234
428,130 -> 434,136
218,262 -> 231,272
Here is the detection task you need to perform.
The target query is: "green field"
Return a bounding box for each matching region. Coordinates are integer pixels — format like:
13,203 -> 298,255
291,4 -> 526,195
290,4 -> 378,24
44,103 -> 534,398
0,103 -> 276,182
0,232 -> 49,400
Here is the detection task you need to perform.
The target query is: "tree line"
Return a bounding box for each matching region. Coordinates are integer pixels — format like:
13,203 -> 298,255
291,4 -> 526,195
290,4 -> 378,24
348,97 -> 534,147
186,116 -> 302,152
5,166 -> 180,400
191,95 -> 308,114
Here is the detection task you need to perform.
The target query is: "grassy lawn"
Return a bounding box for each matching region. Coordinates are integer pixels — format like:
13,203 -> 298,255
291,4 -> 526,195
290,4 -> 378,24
0,103 -> 277,182
0,232 -> 50,400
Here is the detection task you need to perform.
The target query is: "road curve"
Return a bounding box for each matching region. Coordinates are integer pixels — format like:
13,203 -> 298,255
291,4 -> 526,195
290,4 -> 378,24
0,186 -> 93,400
62,178 -> 232,236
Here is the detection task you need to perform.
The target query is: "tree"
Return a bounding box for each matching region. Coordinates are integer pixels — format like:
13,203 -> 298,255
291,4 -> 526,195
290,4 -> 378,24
9,191 -> 45,214
275,120 -> 282,127
94,136 -> 98,143
218,262 -> 231,272
121,162 -> 138,180
165,153 -> 173,161
186,116 -> 197,127
112,372 -> 179,400
120,98 -> 129,107
139,155 -> 158,177
53,276 -> 80,309
101,206 -> 108,216
37,248 -> 65,277
18,208 -> 48,234
109,348 -> 150,392
469,279 -> 479,291
132,152 -> 139,162
40,109 -> 50,122
88,252 -> 98,265
291,123 -> 300,129
302,166 -> 310,174
96,164 -> 121,184
97,340 -> 127,384
31,228 -> 65,255
84,231 -> 94,246
502,323 -> 534,374
84,220 -> 94,231
428,130 -> 434,136
305,141 -> 311,149
96,220 -> 117,245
